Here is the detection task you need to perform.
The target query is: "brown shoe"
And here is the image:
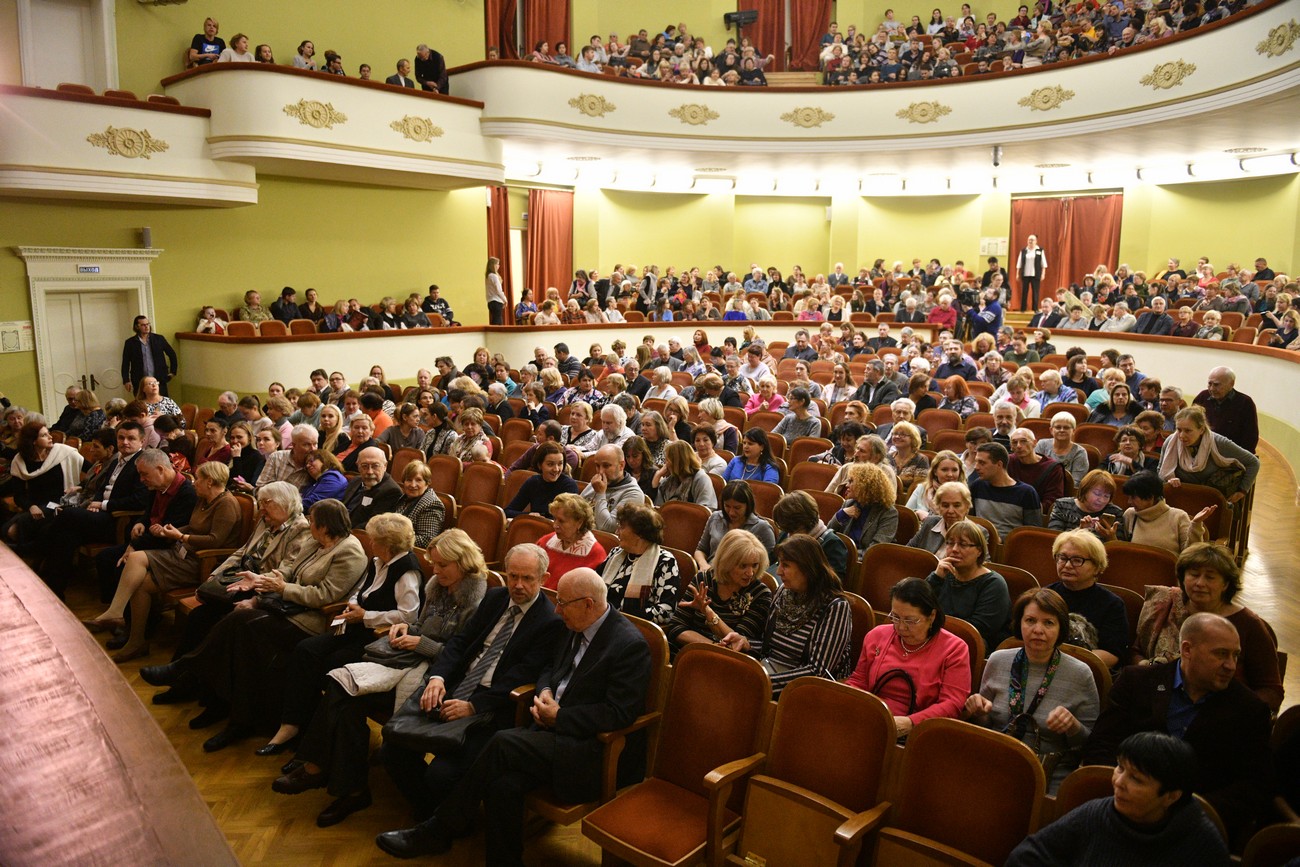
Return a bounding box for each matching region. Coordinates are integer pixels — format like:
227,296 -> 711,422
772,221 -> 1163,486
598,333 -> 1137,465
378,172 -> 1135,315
272,765 -> 328,795
83,617 -> 125,634
112,644 -> 150,663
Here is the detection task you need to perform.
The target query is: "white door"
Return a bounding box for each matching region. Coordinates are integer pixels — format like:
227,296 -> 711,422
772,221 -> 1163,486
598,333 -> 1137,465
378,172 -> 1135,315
41,290 -> 134,412
19,0 -> 117,91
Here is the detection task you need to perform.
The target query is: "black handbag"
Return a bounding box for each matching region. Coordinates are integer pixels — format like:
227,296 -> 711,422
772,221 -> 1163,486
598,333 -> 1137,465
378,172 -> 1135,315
381,687 -> 495,753
195,568 -> 256,608
256,593 -> 309,617
871,668 -> 918,714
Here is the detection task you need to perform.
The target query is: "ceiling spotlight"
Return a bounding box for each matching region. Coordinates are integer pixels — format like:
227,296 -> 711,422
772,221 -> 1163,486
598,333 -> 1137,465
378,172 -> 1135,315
1223,147 -> 1266,154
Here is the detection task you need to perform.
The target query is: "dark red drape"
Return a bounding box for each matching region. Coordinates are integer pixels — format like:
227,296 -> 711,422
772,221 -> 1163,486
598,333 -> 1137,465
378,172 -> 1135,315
789,0 -> 833,71
524,0 -> 570,56
525,189 -> 573,306
1009,194 -> 1123,310
487,186 -> 514,323
738,0 -> 785,71
485,0 -> 519,59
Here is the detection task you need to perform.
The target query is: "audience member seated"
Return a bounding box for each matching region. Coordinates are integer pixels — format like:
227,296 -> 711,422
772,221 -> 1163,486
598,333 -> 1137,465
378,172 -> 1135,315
1048,468 -> 1128,539
846,577 -> 970,738
1134,543 -> 1282,711
1046,530 -> 1129,669
300,449 -> 348,508
885,420 -> 930,485
258,512 -> 423,763
970,442 -> 1043,539
966,587 -> 1100,792
1158,405 -> 1259,504
721,534 -> 853,697
339,447 -> 401,528
1119,470 -> 1211,555
391,460 -> 444,548
772,490 -> 850,576
722,428 -> 781,484
827,462 -> 899,552
600,502 -> 680,627
270,528 -> 487,827
2,420 -> 85,551
504,442 -> 579,518
651,440 -> 717,509
668,529 -> 772,654
924,519 -> 1011,652
188,17 -> 225,68
141,499 -> 367,753
1008,427 -> 1066,513
1082,613 -> 1273,849
1008,732 -> 1231,866
535,492 -> 607,590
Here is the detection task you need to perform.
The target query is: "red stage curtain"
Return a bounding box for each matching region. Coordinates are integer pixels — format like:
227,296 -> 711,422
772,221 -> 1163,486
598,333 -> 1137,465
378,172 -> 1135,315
524,0 -> 570,57
485,0 -> 519,59
789,0 -> 833,71
738,0 -> 785,71
1009,194 -> 1123,310
487,186 -> 514,323
525,189 -> 573,306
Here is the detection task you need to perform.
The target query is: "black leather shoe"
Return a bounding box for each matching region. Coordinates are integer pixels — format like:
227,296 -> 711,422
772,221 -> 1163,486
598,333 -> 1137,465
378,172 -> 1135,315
140,660 -> 186,687
188,705 -> 229,730
106,626 -> 129,650
255,735 -> 299,757
152,681 -> 200,705
202,727 -> 248,753
271,765 -> 328,795
316,790 -> 372,827
281,758 -> 305,775
375,823 -> 453,859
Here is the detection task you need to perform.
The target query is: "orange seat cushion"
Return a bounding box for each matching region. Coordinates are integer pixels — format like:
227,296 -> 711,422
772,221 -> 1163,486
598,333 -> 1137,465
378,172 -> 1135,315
585,778 -> 738,866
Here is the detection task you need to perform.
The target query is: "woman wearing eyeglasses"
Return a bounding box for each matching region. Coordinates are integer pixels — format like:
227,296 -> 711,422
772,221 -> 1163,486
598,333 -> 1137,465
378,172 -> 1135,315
845,578 -> 970,738
1045,530 -> 1129,669
965,588 -> 1100,793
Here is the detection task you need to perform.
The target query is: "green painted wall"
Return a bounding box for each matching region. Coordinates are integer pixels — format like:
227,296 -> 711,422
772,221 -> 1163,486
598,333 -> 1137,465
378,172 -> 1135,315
734,196 -> 832,275
0,179 -> 486,408
113,1 -> 485,98
0,0 -> 19,86
1118,175 -> 1298,275
571,2 -> 738,57
858,194 -> 995,270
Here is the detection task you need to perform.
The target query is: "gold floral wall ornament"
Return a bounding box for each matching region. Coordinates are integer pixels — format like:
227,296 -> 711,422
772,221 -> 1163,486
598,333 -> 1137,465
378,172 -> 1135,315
780,107 -> 836,128
1140,60 -> 1197,90
668,103 -> 720,125
1017,85 -> 1076,112
282,99 -> 348,129
390,115 -> 444,143
85,126 -> 169,159
568,94 -> 617,117
895,101 -> 952,124
1256,19 -> 1300,57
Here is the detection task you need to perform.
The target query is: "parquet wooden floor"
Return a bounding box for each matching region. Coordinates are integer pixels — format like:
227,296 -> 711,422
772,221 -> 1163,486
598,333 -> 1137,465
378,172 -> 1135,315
63,446 -> 1300,865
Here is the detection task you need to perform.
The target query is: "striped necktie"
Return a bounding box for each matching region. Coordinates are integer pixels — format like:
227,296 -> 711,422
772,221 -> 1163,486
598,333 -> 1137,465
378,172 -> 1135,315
452,604 -> 520,700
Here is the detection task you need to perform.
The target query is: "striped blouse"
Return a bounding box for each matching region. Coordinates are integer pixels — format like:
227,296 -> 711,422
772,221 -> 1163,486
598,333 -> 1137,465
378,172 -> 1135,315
750,592 -> 854,696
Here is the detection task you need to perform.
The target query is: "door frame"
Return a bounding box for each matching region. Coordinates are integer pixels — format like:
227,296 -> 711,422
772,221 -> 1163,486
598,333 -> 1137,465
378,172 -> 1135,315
16,0 -> 119,91
15,246 -> 162,418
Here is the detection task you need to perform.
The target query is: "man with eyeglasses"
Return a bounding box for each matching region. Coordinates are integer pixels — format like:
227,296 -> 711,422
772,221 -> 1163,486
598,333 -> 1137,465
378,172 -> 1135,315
376,567 -> 650,864
340,447 -> 401,528
374,544 -> 564,841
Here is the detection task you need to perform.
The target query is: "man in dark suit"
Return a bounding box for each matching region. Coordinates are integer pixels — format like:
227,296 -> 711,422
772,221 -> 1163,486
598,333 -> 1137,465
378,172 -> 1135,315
37,421 -> 149,596
340,447 -> 402,527
1028,299 -> 1062,329
385,58 -> 416,88
375,545 -> 565,823
120,314 -> 179,396
92,446 -> 196,604
1134,296 -> 1174,336
1082,613 -> 1272,847
851,359 -> 901,410
376,567 -> 650,864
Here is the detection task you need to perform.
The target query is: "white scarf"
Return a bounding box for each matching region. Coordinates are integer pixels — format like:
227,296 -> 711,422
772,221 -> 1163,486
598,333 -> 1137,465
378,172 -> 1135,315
11,442 -> 82,488
1158,428 -> 1240,480
604,543 -> 662,595
545,530 -> 596,558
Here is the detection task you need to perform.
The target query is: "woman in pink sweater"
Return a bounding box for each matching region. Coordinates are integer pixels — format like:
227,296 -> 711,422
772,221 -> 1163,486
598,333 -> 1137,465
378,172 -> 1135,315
845,577 -> 971,737
535,492 -> 607,590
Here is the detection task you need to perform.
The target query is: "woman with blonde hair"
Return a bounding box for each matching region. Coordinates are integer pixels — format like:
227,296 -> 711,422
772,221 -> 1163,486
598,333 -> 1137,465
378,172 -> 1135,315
536,493 -> 606,590
485,256 -> 505,325
696,397 -> 739,452
644,367 -> 678,401
450,408 -> 491,463
828,462 -> 899,553
924,519 -> 1011,652
906,450 -> 965,520
669,529 -> 772,652
653,440 -> 717,508
886,421 -> 930,485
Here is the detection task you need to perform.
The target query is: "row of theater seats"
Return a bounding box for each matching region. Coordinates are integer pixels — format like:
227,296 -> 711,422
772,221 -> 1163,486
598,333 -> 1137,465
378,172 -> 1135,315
54,82 -> 181,106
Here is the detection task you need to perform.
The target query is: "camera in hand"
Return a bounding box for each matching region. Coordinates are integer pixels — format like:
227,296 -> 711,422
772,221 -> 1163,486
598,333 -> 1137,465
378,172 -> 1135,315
957,286 -> 981,307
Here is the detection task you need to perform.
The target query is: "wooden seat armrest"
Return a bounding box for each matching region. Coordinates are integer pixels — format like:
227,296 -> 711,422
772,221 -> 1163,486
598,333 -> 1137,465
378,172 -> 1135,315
834,802 -> 892,867
874,829 -> 989,866
193,547 -> 235,560
110,510 -> 145,519
594,711 -> 663,802
320,602 -> 348,617
510,684 -> 537,727
1276,795 -> 1300,824
703,752 -> 767,867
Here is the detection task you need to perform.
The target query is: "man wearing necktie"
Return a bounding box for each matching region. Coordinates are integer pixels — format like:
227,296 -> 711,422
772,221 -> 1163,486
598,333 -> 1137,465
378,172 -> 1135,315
376,567 -> 651,864
378,544 -> 563,819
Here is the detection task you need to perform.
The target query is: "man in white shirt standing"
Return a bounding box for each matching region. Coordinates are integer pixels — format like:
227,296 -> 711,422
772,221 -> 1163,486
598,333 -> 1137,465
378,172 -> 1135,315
1016,234 -> 1048,312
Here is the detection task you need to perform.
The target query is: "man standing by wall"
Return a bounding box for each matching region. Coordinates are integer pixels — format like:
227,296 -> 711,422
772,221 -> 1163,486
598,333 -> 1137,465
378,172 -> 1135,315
121,315 -> 178,397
